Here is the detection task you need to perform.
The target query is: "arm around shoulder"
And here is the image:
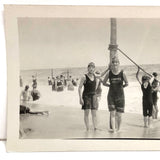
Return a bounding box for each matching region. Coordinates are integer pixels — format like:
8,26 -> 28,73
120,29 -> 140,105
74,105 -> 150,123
123,71 -> 129,87
102,71 -> 110,87
136,67 -> 141,85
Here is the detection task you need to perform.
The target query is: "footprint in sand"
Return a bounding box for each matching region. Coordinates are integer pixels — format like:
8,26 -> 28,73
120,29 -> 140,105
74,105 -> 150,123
19,128 -> 33,138
24,128 -> 33,134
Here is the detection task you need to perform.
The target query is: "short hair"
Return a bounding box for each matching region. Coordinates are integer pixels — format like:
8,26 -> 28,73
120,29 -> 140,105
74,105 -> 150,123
142,75 -> 150,83
25,85 -> 29,91
88,62 -> 95,68
111,57 -> 120,64
152,72 -> 158,77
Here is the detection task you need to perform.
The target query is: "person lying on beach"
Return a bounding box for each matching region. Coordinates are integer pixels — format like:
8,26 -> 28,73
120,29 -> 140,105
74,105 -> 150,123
31,86 -> 41,101
152,72 -> 160,120
19,85 -> 48,138
20,85 -> 48,115
78,62 -> 100,131
136,68 -> 154,128
19,105 -> 49,138
102,58 -> 128,133
20,105 -> 48,115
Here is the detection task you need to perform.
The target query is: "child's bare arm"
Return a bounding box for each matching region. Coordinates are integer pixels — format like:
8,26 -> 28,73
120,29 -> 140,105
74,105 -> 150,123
149,76 -> 154,84
78,76 -> 86,105
136,67 -> 141,85
152,82 -> 160,92
102,72 -> 110,87
96,78 -> 100,90
123,72 -> 129,88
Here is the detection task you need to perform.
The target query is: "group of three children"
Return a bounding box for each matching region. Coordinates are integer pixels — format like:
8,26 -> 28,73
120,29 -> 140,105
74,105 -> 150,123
78,58 -> 159,132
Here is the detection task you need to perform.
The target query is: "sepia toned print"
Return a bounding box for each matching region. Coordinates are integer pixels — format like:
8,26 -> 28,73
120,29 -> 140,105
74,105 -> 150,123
5,5 -> 160,151
18,17 -> 160,139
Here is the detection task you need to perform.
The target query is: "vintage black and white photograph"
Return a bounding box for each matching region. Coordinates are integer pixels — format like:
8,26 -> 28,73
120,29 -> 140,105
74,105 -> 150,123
18,17 -> 160,139
5,5 -> 160,151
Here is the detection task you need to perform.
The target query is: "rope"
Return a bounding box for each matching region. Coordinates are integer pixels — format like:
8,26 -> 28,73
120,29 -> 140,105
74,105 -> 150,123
117,48 -> 152,77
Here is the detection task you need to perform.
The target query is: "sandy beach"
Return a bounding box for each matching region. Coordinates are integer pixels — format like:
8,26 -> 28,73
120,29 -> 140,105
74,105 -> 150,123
20,105 -> 160,139
20,83 -> 160,139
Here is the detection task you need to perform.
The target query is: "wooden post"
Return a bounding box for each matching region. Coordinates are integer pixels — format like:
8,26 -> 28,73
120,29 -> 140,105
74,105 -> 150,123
109,18 -> 118,61
109,18 -> 118,129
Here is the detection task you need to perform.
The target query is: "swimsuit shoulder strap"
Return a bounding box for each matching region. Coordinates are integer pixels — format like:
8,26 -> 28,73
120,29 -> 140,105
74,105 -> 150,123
108,70 -> 112,78
83,74 -> 87,85
120,70 -> 124,80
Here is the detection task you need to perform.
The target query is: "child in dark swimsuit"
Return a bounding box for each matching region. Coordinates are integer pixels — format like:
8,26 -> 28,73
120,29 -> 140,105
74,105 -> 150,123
136,68 -> 154,128
78,62 -> 99,131
102,58 -> 128,132
152,72 -> 160,119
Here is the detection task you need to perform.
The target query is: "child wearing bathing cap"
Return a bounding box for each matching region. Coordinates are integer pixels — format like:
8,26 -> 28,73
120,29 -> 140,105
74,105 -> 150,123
136,69 -> 154,128
78,62 -> 99,131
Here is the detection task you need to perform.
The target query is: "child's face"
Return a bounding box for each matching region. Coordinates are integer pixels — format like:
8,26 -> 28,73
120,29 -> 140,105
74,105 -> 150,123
88,66 -> 95,74
143,80 -> 149,86
111,60 -> 120,69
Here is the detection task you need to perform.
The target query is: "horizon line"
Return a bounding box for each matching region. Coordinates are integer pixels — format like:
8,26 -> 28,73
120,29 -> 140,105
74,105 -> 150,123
20,63 -> 160,71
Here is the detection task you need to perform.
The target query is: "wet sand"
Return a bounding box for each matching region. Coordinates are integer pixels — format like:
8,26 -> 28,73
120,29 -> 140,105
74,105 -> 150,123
20,104 -> 160,139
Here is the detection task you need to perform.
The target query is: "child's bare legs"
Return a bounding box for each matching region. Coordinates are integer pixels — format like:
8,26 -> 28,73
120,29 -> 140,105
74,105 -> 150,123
116,112 -> 122,131
155,105 -> 158,119
148,106 -> 153,127
84,109 -> 90,131
152,105 -> 156,119
144,116 -> 148,128
91,110 -> 97,130
148,116 -> 152,128
110,111 -> 116,132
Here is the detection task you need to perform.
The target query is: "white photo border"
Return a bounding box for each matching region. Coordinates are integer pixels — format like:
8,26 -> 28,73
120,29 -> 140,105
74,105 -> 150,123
5,5 -> 160,151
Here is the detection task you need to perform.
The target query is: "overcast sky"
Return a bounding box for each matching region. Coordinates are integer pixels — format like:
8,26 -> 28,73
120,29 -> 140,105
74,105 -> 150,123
18,18 -> 160,70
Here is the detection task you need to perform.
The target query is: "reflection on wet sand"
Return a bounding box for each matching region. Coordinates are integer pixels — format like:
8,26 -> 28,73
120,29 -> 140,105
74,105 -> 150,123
20,105 -> 160,139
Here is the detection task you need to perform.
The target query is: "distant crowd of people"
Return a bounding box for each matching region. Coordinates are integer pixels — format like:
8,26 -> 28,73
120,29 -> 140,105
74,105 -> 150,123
19,73 -> 79,117
48,75 -> 79,92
